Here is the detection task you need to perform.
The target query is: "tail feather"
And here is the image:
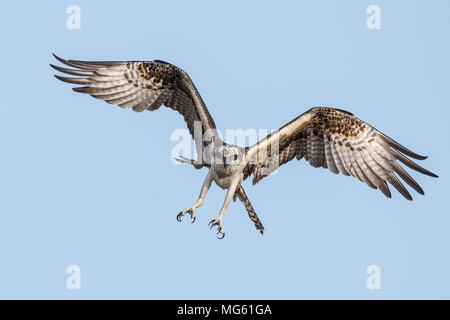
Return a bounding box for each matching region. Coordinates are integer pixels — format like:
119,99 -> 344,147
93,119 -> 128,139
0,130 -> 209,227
234,185 -> 265,234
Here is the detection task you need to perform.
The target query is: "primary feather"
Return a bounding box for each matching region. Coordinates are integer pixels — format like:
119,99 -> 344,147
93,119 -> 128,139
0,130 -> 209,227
50,54 -> 217,165
245,107 -> 437,200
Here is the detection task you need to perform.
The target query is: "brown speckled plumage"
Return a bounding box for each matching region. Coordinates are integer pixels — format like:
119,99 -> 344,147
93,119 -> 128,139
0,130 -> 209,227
52,55 -> 438,238
51,55 -> 216,151
233,184 -> 265,234
245,107 -> 437,200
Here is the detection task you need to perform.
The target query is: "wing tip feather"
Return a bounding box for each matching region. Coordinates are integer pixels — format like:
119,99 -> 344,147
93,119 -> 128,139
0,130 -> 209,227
51,53 -> 97,70
429,172 -> 439,178
72,86 -> 90,93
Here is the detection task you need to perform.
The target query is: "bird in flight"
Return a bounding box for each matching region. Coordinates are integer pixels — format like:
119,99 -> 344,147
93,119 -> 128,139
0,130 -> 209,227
51,54 -> 438,239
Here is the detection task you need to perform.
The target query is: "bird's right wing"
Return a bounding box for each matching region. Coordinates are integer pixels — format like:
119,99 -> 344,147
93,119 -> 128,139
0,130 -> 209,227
51,54 -> 218,164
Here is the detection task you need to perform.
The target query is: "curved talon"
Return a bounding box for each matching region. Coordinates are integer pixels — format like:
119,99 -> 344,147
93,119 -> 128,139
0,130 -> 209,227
208,220 -> 215,229
176,212 -> 183,222
191,216 -> 196,223
217,232 -> 225,240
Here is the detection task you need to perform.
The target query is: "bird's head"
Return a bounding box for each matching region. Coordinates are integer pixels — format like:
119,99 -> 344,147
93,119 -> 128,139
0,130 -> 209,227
213,145 -> 244,167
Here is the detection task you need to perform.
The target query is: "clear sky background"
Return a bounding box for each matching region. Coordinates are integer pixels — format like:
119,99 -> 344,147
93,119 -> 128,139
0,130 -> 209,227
0,0 -> 448,299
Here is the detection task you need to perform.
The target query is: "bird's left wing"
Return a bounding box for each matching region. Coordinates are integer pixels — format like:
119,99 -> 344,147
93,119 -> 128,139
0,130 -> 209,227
244,107 -> 437,200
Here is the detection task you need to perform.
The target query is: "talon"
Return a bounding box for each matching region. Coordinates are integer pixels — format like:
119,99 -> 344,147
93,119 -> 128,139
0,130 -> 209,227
208,220 -> 215,229
176,212 -> 183,222
188,209 -> 196,223
217,232 -> 225,240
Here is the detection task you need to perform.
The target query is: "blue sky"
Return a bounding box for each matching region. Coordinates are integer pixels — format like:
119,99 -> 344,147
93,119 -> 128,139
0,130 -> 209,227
0,0 -> 448,299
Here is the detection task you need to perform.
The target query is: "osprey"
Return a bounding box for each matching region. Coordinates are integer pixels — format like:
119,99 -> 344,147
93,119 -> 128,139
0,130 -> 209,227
51,54 -> 438,239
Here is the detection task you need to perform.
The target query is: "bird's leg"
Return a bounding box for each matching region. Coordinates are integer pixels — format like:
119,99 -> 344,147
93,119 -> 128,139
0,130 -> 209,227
177,169 -> 213,223
209,176 -> 242,239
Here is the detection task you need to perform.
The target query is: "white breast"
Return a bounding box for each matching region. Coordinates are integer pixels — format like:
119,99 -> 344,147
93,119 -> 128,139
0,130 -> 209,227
211,164 -> 242,189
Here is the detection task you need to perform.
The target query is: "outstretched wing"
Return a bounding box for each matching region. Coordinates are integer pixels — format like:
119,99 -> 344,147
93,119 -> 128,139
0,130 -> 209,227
244,107 -> 437,200
51,54 -> 217,163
